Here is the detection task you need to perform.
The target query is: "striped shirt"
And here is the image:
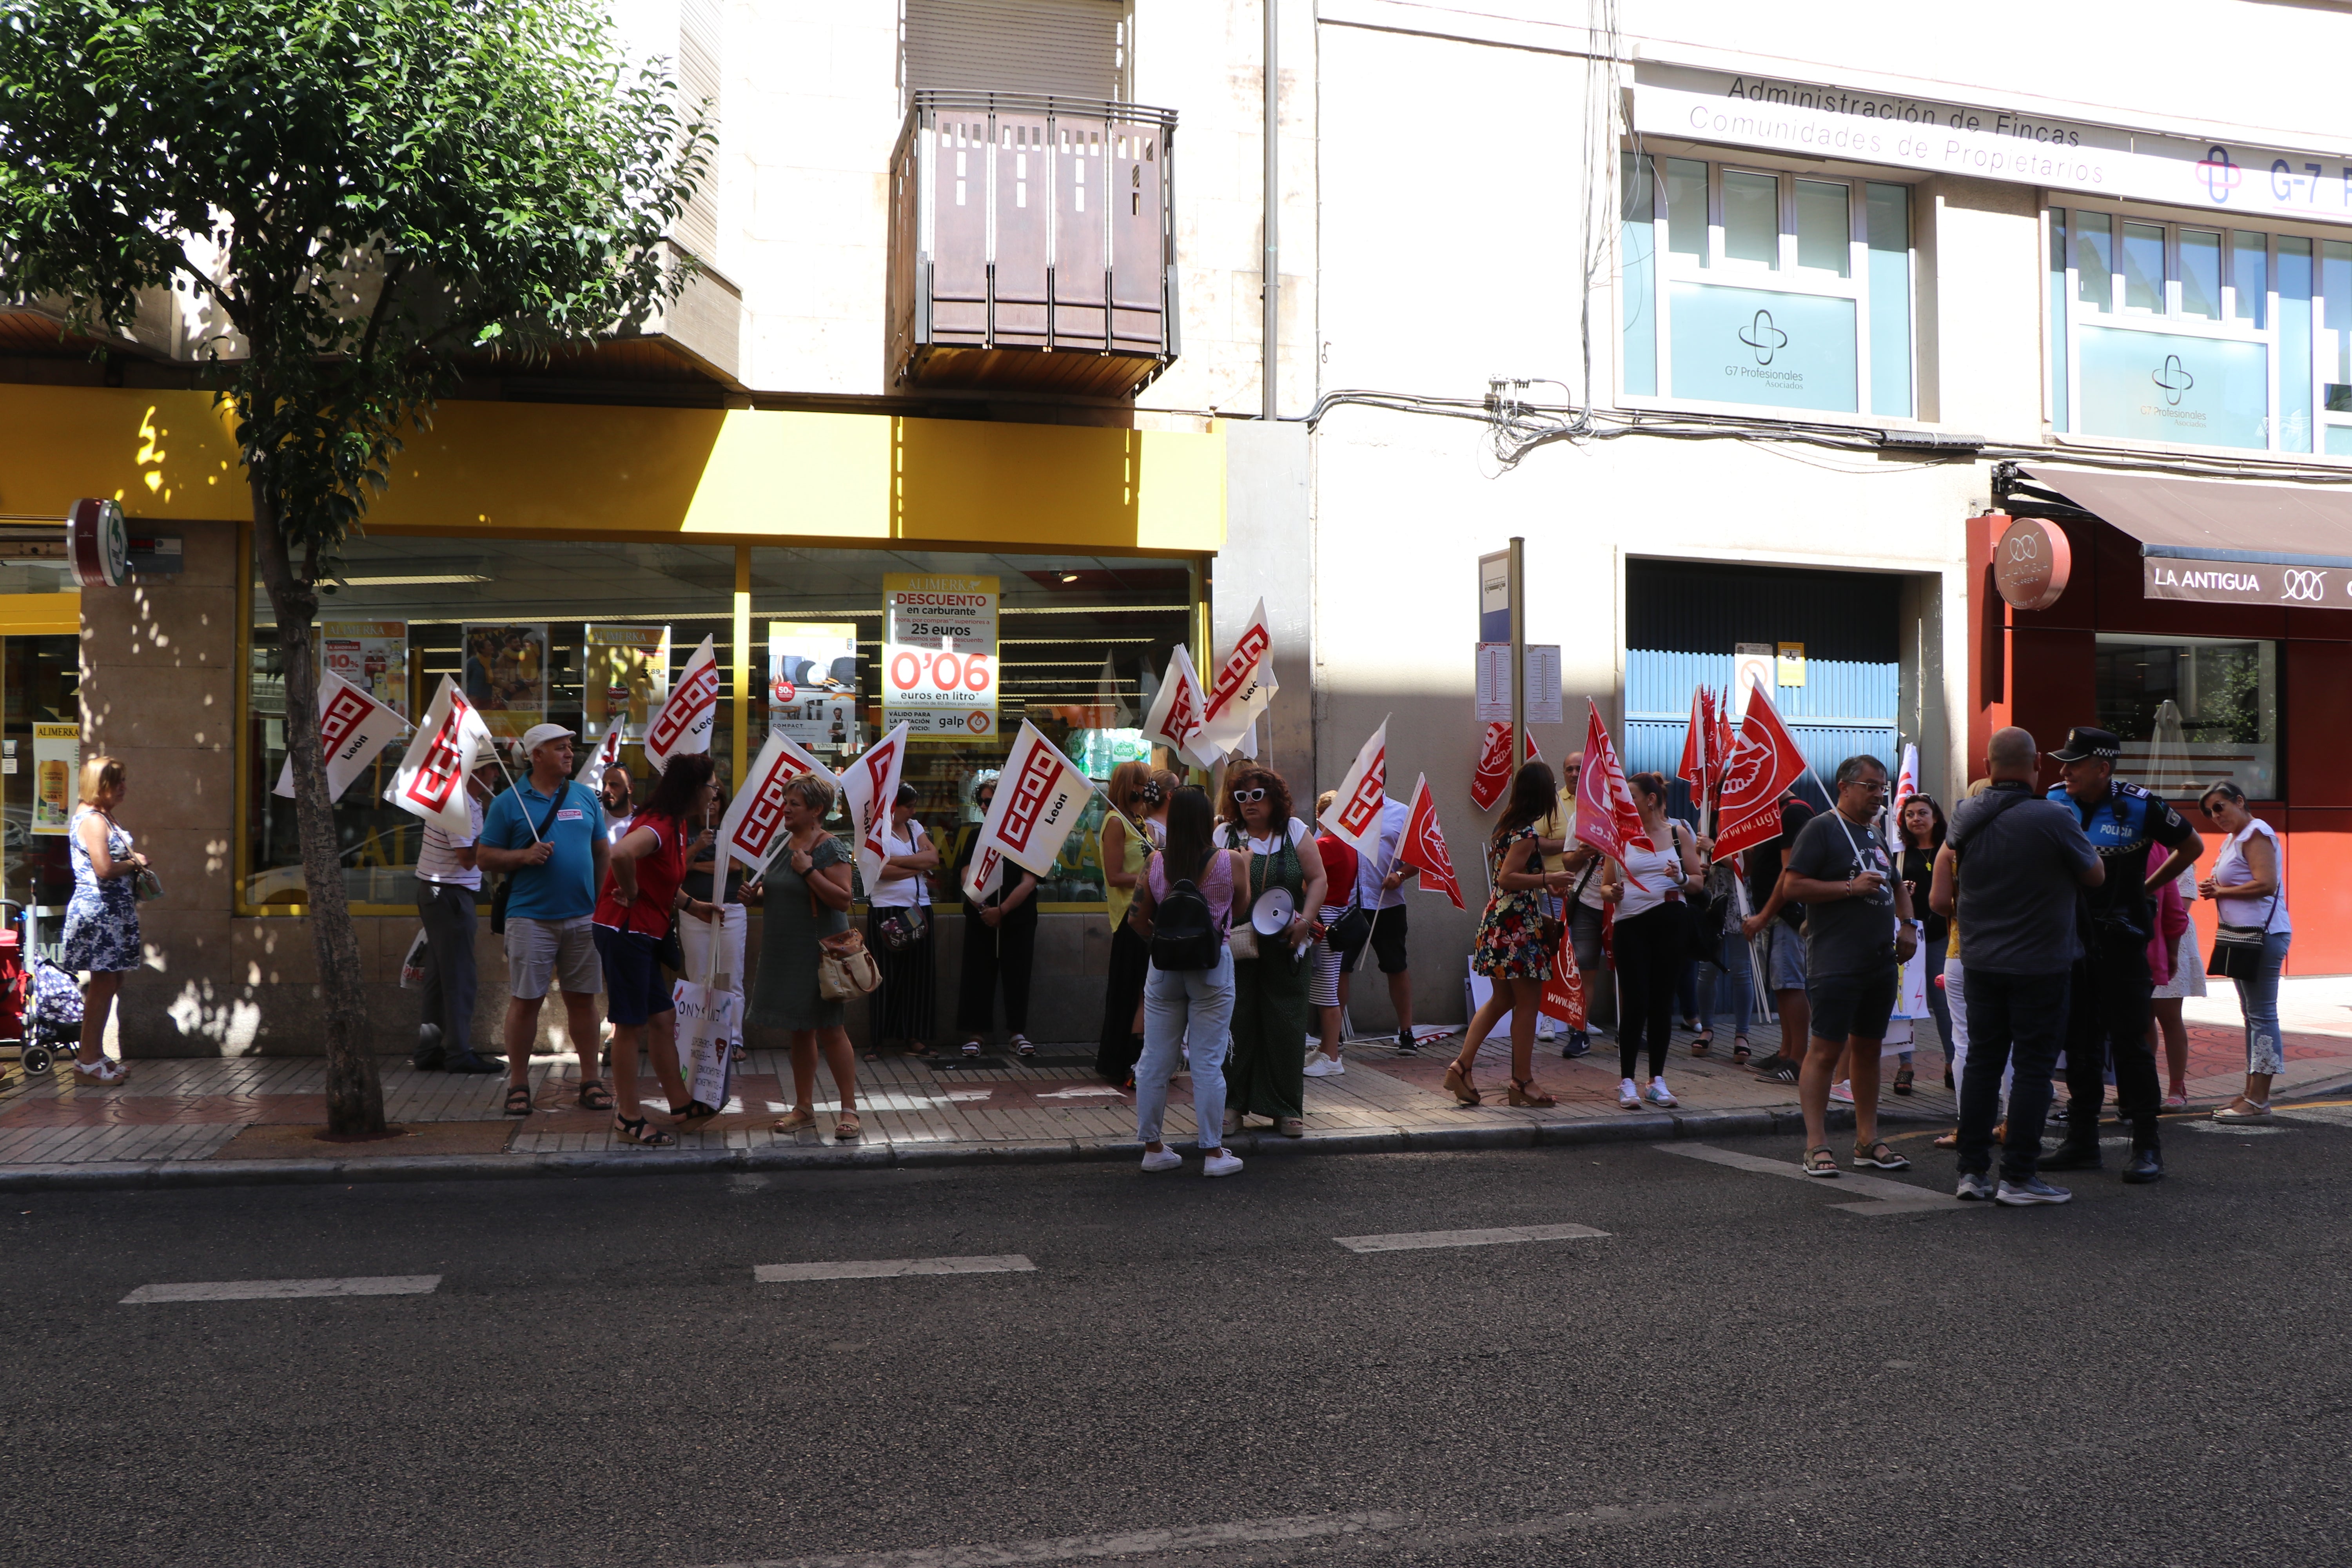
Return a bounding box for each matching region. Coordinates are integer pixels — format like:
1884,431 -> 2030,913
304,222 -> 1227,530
416,793 -> 485,890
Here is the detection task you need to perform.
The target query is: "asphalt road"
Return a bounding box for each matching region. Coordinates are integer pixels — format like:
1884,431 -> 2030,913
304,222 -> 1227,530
5,1112 -> 2350,1568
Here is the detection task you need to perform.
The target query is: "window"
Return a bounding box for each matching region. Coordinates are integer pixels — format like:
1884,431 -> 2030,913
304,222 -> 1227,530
2048,207 -> 2342,455
2094,633 -> 2278,801
1621,154 -> 1913,418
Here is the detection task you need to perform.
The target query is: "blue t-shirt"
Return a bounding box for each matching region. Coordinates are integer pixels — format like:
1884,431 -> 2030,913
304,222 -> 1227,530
481,777 -> 604,921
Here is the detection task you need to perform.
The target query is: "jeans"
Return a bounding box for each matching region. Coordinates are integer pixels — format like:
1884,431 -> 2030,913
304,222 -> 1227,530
2236,928 -> 2292,1076
2064,933 -> 2162,1147
1957,967 -> 2069,1183
1137,950 -> 1235,1151
1704,929 -> 1753,1040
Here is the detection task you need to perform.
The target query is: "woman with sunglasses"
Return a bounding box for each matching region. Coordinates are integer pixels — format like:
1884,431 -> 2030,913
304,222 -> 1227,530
2201,781 -> 2292,1123
1218,766 -> 1327,1138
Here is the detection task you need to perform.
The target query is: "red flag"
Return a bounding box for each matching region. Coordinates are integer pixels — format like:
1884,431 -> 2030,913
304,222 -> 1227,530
1713,685 -> 1808,857
1676,688 -> 1708,795
1539,920 -> 1586,1029
1397,773 -> 1465,910
1468,721 -> 1542,812
1574,700 -> 1653,885
1708,688 -> 1735,800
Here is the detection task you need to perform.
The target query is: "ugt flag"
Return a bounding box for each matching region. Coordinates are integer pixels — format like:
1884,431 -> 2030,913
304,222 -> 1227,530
1397,772 -> 1465,910
644,634 -> 720,771
962,720 -> 1093,903
1326,717 -> 1389,864
715,731 -> 837,880
1573,700 -> 1653,886
1197,599 -> 1277,760
838,722 -> 909,895
1713,686 -> 1808,858
276,668 -> 408,804
1469,720 -> 1541,812
1140,642 -> 1213,768
384,675 -> 496,838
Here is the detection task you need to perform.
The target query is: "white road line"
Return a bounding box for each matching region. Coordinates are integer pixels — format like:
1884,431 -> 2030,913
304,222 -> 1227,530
1655,1142 -> 1975,1217
689,1509 -> 1403,1568
753,1255 -> 1037,1283
120,1275 -> 441,1305
1332,1224 -> 1609,1253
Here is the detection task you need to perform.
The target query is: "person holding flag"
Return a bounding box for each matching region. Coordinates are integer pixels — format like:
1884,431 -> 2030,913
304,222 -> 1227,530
409,754 -> 508,1075
1441,762 -> 1573,1109
1606,772 -> 1705,1112
951,773 -> 1041,1059
1534,750 -> 1608,1058
591,753 -> 720,1147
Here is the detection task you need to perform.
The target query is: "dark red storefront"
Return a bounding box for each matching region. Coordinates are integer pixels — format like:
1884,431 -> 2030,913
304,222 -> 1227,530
1969,463 -> 2352,975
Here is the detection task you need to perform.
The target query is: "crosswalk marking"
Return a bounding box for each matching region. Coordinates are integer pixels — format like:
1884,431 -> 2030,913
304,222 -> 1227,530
1655,1142 -> 1975,1216
753,1254 -> 1037,1283
121,1275 -> 441,1305
1332,1224 -> 1608,1253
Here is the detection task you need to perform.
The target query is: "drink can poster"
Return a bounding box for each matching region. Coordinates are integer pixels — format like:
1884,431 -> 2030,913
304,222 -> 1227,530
768,623 -> 860,751
460,622 -> 549,740
32,721 -> 78,835
585,624 -> 670,742
319,621 -> 409,718
882,573 -> 998,739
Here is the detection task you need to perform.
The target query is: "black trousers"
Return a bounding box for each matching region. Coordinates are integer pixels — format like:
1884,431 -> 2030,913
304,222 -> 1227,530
1096,918 -> 1151,1080
416,880 -> 477,1059
956,902 -> 1037,1035
2063,932 -> 2162,1147
1958,967 -> 2069,1183
1613,904 -> 1681,1080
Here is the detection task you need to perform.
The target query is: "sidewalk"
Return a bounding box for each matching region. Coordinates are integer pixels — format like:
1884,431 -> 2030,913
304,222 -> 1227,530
1,978 -> 2344,1189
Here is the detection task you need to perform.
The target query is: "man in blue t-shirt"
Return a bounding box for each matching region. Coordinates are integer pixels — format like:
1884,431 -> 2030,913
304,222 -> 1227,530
479,723 -> 609,1115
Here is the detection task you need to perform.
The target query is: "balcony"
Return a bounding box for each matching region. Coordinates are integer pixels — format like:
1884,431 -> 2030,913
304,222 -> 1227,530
887,92 -> 1179,399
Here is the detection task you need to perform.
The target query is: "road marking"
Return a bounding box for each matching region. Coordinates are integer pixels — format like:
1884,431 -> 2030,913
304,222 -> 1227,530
1332,1224 -> 1609,1253
1033,1087 -> 1126,1099
753,1254 -> 1036,1283
688,1510 -> 1403,1568
2188,1120 -> 2282,1135
121,1275 -> 441,1305
1654,1142 -> 1975,1217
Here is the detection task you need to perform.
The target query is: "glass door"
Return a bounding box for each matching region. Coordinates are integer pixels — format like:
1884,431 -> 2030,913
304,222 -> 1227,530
3,635 -> 82,933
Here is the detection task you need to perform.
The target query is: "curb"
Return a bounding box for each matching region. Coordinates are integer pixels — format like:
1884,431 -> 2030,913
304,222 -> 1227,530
0,1104 -> 1943,1195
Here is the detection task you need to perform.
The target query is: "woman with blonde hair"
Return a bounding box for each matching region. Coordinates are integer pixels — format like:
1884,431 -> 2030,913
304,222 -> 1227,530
743,773 -> 864,1140
63,755 -> 149,1083
1094,759 -> 1161,1085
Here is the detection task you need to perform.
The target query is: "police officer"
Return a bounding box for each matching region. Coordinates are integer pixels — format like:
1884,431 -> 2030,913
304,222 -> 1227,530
2042,726 -> 2201,1183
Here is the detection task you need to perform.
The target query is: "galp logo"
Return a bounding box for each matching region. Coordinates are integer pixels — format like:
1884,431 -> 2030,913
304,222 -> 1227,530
2152,355 -> 2196,406
1739,310 -> 1788,366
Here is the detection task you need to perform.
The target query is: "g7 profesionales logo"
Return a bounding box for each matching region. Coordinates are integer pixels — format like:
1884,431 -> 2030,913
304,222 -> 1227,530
2151,354 -> 2195,406
1739,310 -> 1788,366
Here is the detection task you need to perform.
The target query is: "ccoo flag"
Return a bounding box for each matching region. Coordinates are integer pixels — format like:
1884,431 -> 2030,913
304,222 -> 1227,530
644,634 -> 720,771
1326,717 -> 1390,864
575,726 -> 625,793
1140,642 -> 1214,768
276,668 -> 410,804
962,720 -> 1094,903
384,675 -> 496,838
1397,773 -> 1465,910
1196,599 -> 1277,760
838,722 -> 909,895
715,730 -> 838,880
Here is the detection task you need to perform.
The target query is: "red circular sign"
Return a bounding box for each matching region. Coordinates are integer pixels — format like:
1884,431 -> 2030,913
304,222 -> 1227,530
1992,514 -> 2071,610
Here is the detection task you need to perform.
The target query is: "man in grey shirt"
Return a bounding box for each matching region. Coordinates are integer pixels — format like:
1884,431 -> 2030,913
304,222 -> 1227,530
1930,727 -> 2103,1205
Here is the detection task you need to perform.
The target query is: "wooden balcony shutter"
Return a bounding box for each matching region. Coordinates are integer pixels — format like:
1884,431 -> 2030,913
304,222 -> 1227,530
904,0 -> 1126,101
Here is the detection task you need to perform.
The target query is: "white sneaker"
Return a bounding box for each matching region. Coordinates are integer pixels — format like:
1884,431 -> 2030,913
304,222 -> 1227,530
1140,1147 -> 1183,1172
1829,1080 -> 1855,1104
1646,1077 -> 1678,1108
1202,1149 -> 1245,1178
1303,1054 -> 1345,1078
1618,1078 -> 1640,1110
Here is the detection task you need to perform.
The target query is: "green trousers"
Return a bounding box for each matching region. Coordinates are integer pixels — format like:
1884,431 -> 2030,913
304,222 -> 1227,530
1224,947 -> 1310,1120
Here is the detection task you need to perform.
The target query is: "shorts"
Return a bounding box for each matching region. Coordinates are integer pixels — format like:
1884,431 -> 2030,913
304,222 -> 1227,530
594,924 -> 675,1027
1760,922 -> 1808,994
1367,904 -> 1410,975
505,915 -> 601,1001
1806,969 -> 1898,1045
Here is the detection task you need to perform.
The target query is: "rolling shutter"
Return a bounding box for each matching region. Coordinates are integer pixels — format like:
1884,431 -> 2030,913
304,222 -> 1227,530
905,0 -> 1126,101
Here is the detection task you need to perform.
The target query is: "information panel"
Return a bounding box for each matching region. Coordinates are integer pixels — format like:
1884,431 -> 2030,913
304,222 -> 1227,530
882,574 -> 998,739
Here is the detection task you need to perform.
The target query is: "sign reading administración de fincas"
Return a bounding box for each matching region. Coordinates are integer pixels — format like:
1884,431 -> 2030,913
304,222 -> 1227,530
882,573 -> 998,738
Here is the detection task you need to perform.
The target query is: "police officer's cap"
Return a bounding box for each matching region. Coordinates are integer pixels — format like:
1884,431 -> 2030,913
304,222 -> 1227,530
2049,726 -> 2122,763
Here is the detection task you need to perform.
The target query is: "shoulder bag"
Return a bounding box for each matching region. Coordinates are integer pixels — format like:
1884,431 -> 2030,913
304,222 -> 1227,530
2208,830 -> 2281,980
489,784 -> 569,936
1223,827 -> 1261,960
804,856 -> 881,999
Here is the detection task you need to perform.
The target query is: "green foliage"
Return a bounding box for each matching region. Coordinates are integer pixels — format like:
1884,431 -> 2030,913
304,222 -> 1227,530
0,0 -> 709,568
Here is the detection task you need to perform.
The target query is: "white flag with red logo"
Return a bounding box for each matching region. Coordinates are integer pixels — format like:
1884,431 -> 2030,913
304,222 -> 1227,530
1469,720 -> 1541,812
1197,599 -> 1277,760
275,668 -> 410,804
644,634 -> 720,771
1713,685 -> 1809,858
1326,717 -> 1390,864
839,721 -> 909,894
1397,773 -> 1465,910
715,730 -> 838,880
383,675 -> 496,838
574,725 -> 625,792
1890,742 -> 1920,819
1141,642 -> 1214,768
962,720 -> 1094,902
1573,700 -> 1653,886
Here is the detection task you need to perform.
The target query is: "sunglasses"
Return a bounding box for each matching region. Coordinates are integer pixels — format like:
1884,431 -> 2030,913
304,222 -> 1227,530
1232,787 -> 1269,803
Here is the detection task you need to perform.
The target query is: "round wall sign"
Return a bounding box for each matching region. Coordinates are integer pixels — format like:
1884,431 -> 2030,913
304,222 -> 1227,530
67,497 -> 129,588
1991,512 -> 2071,611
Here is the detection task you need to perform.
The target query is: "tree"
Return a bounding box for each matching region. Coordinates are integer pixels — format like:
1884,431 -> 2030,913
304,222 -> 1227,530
0,0 -> 709,1131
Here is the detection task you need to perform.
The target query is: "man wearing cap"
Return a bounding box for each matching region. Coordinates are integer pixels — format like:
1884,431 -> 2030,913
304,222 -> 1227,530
2043,725 -> 2201,1183
479,722 -> 611,1115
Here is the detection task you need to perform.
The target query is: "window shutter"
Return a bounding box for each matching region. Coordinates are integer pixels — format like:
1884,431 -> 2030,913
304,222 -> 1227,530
905,0 -> 1125,102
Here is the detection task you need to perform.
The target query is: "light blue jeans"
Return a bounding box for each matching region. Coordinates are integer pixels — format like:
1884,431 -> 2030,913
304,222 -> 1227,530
2236,928 -> 2292,1077
1137,949 -> 1235,1151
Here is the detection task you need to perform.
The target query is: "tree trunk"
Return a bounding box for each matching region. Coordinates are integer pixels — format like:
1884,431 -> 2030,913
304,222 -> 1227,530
251,478 -> 384,1134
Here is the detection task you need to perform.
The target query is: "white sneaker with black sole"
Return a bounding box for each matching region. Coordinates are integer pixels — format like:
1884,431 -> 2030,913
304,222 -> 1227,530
1303,1054 -> 1345,1077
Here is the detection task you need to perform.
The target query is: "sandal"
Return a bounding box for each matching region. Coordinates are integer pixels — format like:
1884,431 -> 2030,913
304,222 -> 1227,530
576,1080 -> 615,1112
612,1113 -> 675,1148
1443,1059 -> 1481,1106
1801,1145 -> 1840,1178
1854,1139 -> 1911,1171
1731,1038 -> 1751,1065
1933,1129 -> 1960,1149
1011,1035 -> 1035,1058
73,1057 -> 126,1084
1507,1077 -> 1556,1108
503,1083 -> 533,1117
834,1112 -> 861,1142
674,1100 -> 720,1123
773,1107 -> 817,1134
960,1039 -> 983,1058
1893,1064 -> 1915,1096
1690,1031 -> 1713,1057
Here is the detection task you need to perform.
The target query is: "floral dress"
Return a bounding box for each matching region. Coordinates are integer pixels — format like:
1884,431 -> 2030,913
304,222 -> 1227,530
62,808 -> 141,974
1473,822 -> 1551,980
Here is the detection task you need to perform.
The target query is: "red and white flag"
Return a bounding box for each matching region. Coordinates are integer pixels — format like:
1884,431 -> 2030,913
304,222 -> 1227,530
715,730 -> 837,880
1140,642 -> 1214,769
1397,772 -> 1465,910
1708,688 -> 1735,801
1890,742 -> 1920,819
574,725 -> 625,792
962,720 -> 1094,903
276,668 -> 409,804
1573,700 -> 1653,886
1713,686 -> 1809,857
1197,599 -> 1277,760
1539,920 -> 1588,1030
383,675 -> 496,838
644,634 -> 720,771
839,722 -> 909,894
1326,717 -> 1390,864
1468,720 -> 1541,812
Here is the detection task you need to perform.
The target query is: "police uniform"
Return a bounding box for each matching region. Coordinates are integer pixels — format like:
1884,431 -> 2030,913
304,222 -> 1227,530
2043,727 -> 2197,1178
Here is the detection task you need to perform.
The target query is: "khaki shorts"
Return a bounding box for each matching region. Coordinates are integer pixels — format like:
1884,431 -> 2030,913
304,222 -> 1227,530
505,915 -> 601,1000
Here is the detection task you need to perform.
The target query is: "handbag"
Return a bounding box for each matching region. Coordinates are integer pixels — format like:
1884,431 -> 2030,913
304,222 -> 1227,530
2208,896 -> 2280,980
873,905 -> 922,953
818,928 -> 882,999
134,866 -> 165,902
490,784 -> 569,936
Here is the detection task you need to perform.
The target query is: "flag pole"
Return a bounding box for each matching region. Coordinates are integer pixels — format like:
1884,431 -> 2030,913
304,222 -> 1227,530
483,733 -> 544,845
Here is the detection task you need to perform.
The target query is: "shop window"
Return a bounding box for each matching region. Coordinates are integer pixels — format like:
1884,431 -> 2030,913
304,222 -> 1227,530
4,636 -> 81,918
1619,155 -> 1913,419
2094,633 -> 2278,802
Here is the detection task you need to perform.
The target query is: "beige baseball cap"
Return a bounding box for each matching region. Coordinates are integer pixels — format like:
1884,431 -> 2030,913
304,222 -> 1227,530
519,722 -> 575,755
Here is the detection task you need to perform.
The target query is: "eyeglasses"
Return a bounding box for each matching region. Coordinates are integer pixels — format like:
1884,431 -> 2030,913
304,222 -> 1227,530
1232,787 -> 1269,803
1849,780 -> 1889,795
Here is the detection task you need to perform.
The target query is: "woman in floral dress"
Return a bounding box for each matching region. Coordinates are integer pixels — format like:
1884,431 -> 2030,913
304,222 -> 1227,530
1444,761 -> 1571,1109
63,755 -> 148,1084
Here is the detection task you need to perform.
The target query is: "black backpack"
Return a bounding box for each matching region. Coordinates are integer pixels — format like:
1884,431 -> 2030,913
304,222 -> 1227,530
1151,854 -> 1221,971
